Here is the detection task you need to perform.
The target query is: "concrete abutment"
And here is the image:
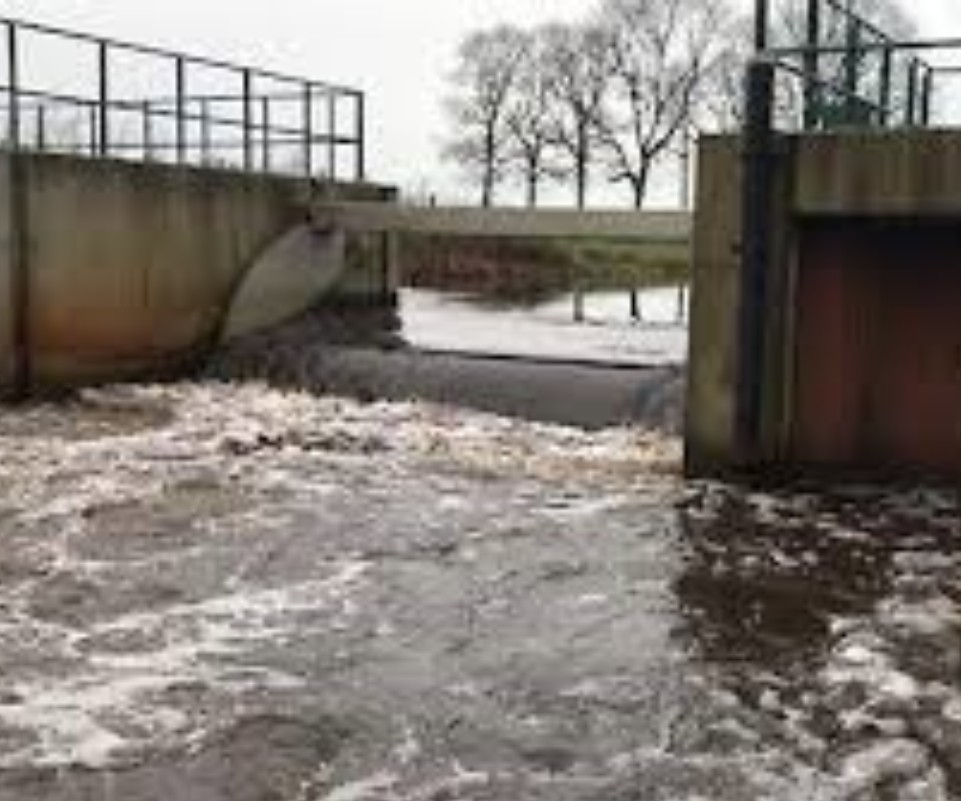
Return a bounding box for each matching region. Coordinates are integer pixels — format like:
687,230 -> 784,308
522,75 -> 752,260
0,151 -> 395,396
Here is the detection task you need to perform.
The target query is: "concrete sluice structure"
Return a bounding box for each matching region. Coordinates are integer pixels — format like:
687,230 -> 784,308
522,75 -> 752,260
0,151 -> 396,396
686,129 -> 960,480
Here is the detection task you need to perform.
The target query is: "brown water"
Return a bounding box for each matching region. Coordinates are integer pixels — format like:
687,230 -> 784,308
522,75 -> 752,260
0,382 -> 957,800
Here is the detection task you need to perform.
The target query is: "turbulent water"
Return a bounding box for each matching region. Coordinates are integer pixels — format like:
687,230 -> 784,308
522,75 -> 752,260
0,381 -> 957,800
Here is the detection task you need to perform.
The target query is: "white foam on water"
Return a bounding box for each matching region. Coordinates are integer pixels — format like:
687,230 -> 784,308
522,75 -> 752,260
0,557 -> 371,768
317,770 -> 398,801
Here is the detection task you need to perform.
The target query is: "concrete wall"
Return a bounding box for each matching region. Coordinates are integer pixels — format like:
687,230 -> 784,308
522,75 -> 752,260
0,155 -> 16,393
685,129 -> 960,477
0,151 -> 393,395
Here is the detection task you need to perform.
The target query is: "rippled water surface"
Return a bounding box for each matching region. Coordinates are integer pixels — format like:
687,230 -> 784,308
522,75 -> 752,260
0,383 -> 957,800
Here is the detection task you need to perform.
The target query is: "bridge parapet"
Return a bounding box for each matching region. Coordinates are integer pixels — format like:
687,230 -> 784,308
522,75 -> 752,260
310,202 -> 691,242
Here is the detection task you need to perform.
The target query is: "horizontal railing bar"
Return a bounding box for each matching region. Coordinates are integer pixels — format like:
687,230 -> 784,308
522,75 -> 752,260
0,14 -> 362,96
0,86 -> 356,140
765,38 -> 961,58
47,135 -> 360,151
128,88 -> 351,106
770,58 -> 887,113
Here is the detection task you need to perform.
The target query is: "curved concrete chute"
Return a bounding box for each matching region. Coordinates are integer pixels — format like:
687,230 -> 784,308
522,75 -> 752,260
219,224 -> 346,343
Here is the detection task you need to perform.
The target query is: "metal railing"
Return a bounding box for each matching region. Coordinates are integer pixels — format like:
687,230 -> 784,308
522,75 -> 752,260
0,15 -> 365,180
752,0 -> 960,131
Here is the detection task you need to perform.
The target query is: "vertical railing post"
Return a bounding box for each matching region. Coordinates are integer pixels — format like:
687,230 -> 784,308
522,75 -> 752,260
261,95 -> 270,172
802,0 -> 821,129
905,58 -> 918,126
736,58 -> 776,460
326,91 -> 337,180
242,68 -> 253,171
753,0 -> 769,51
919,66 -> 932,126
175,56 -> 187,164
302,82 -> 313,178
142,100 -> 153,160
200,98 -> 211,165
355,91 -> 365,181
35,105 -> 46,150
842,16 -> 861,124
97,40 -> 109,156
5,21 -> 19,151
5,19 -> 31,399
88,104 -> 97,155
877,46 -> 891,127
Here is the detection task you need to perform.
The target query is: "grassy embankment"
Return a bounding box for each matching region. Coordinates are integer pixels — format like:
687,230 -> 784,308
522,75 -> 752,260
398,234 -> 689,301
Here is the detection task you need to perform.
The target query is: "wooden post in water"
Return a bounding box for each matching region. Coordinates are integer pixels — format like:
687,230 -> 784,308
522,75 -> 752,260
677,284 -> 686,323
573,283 -> 585,322
629,288 -> 640,322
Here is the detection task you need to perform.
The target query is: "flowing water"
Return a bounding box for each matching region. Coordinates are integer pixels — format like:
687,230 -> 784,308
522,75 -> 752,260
0,376 -> 956,801
398,286 -> 689,365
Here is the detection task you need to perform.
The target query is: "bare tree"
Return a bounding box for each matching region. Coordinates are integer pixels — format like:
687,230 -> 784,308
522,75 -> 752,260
442,25 -> 528,207
541,22 -> 613,209
502,28 -> 559,207
594,0 -> 728,208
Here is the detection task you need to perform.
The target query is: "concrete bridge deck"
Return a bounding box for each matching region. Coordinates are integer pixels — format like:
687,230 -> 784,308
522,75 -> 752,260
312,201 -> 691,241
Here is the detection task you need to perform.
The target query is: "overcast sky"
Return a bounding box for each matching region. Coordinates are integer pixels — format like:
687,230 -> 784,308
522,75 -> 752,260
1,0 -> 958,206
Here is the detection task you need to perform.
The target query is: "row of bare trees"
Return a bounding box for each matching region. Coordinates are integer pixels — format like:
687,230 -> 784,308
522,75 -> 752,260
442,0 -> 914,208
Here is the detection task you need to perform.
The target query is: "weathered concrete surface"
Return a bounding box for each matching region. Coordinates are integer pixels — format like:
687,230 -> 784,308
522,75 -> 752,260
0,152 -> 394,393
685,129 -> 961,477
684,137 -> 741,471
794,130 -> 961,216
0,384 -> 957,800
208,307 -> 685,431
0,155 -> 16,395
313,201 -> 691,241
220,225 -> 346,342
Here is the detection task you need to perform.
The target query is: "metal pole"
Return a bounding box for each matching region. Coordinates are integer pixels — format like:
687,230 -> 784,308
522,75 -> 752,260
142,100 -> 153,160
802,0 -> 821,129
905,58 -> 918,126
97,40 -> 109,156
302,83 -> 313,178
842,15 -> 860,124
677,128 -> 690,209
242,68 -> 253,171
736,59 -> 776,459
88,104 -> 97,155
355,91 -> 365,181
877,46 -> 891,126
326,91 -> 337,179
5,20 -> 30,399
753,0 -> 769,51
920,66 -> 932,126
5,22 -> 19,151
35,105 -> 45,150
175,56 -> 186,164
200,98 -> 211,164
261,95 -> 270,172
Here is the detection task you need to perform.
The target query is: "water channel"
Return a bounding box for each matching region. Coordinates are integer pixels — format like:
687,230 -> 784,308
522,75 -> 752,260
0,286 -> 957,801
